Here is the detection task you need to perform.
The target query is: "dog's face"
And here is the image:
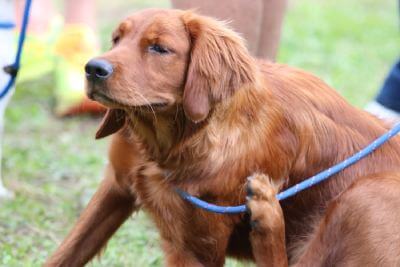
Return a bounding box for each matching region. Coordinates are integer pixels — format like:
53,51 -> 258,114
86,9 -> 190,111
86,9 -> 255,139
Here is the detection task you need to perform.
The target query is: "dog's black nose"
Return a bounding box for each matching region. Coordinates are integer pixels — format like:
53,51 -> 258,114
85,59 -> 113,82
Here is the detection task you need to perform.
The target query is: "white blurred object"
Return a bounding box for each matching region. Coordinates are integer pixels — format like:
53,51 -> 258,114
0,0 -> 16,199
365,101 -> 400,125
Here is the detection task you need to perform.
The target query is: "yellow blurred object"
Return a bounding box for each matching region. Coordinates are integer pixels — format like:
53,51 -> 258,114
17,15 -> 63,82
54,24 -> 102,116
54,24 -> 98,67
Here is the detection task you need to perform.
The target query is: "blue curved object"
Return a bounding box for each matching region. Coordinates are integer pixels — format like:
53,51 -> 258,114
178,123 -> 400,214
0,0 -> 33,99
0,22 -> 16,29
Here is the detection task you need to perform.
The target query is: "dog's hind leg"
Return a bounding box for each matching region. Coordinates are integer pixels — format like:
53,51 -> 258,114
291,173 -> 400,267
246,173 -> 288,267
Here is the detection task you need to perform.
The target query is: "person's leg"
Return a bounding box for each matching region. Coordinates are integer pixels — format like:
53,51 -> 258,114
172,0 -> 286,61
65,0 -> 96,28
15,0 -> 55,33
172,0 -> 263,57
256,0 -> 287,60
172,0 -> 264,56
54,0 -> 104,116
366,60 -> 400,123
365,1 -> 400,123
375,61 -> 400,112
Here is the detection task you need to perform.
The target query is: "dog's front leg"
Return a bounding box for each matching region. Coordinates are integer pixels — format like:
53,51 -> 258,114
246,174 -> 288,267
45,164 -> 138,267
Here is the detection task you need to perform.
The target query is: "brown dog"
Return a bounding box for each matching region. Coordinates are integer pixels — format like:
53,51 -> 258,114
45,9 -> 400,267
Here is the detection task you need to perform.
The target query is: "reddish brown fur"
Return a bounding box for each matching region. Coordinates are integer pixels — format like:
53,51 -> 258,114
46,9 -> 400,267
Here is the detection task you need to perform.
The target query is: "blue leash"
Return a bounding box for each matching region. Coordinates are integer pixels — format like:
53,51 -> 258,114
0,22 -> 16,29
178,123 -> 400,214
0,0 -> 33,99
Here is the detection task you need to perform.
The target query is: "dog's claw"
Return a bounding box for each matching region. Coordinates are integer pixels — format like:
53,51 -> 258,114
246,185 -> 254,197
246,173 -> 284,234
250,219 -> 259,230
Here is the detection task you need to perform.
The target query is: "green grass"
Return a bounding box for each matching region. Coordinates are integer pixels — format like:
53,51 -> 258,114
1,0 -> 399,266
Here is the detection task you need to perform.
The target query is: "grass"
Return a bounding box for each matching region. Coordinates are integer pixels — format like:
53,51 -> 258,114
0,0 -> 399,266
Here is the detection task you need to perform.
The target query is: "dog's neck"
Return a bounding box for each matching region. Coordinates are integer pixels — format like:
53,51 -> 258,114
124,82 -> 293,179
126,109 -> 176,161
125,106 -> 205,165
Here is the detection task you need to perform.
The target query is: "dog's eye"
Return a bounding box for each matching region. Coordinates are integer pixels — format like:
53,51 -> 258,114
148,44 -> 170,54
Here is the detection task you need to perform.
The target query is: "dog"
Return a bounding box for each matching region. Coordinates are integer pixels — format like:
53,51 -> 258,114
46,9 -> 400,266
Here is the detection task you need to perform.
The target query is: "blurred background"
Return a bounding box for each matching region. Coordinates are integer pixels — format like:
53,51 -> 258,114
0,0 -> 399,266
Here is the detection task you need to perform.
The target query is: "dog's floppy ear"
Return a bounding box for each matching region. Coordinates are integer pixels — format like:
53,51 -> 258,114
96,109 -> 126,139
181,12 -> 255,123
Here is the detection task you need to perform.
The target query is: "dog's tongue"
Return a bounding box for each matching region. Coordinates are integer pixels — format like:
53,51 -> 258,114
96,109 -> 126,139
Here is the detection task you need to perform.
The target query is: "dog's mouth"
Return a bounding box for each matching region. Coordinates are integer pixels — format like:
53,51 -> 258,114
88,91 -> 121,108
88,91 -> 169,111
134,102 -> 169,111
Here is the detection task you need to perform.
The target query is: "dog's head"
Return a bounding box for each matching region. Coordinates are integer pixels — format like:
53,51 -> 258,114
86,9 -> 255,139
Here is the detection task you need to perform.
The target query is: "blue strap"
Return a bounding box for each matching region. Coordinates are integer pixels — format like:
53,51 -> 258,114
0,22 -> 16,29
178,123 -> 400,214
0,0 -> 33,99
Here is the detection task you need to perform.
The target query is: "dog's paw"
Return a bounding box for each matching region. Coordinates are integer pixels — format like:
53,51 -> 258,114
246,173 -> 284,234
